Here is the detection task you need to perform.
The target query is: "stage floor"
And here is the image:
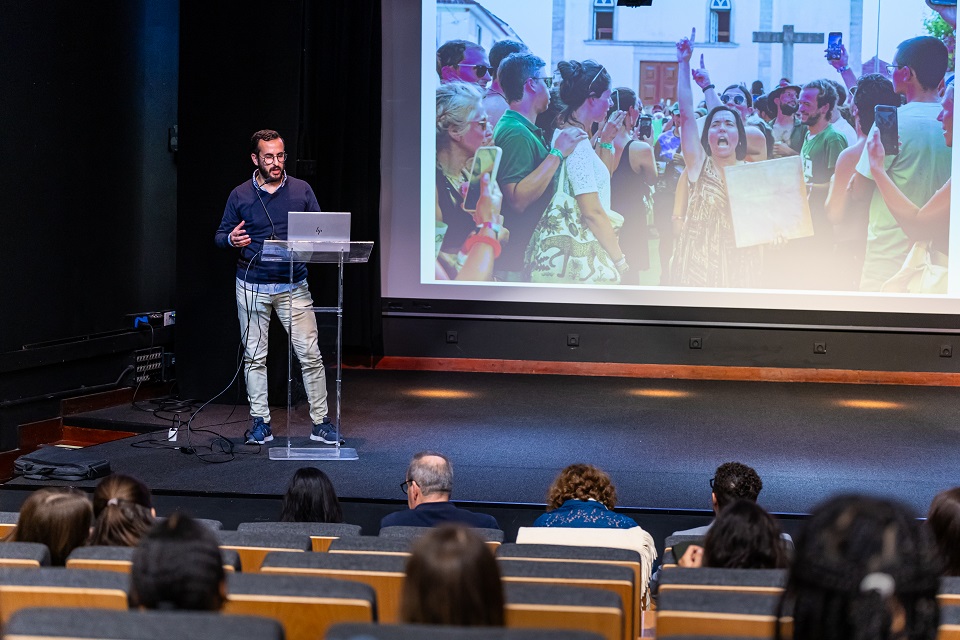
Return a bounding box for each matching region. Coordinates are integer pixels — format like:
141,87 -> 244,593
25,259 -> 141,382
5,369 -> 959,518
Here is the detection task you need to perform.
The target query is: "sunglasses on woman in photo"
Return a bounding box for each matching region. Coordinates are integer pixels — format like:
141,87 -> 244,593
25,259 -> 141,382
720,94 -> 747,105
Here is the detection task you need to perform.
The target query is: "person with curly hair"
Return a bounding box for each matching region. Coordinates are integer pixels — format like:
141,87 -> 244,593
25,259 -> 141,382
776,494 -> 941,640
533,463 -> 638,528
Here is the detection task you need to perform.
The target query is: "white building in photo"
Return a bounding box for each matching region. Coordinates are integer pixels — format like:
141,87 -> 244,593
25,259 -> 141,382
554,0 -> 868,106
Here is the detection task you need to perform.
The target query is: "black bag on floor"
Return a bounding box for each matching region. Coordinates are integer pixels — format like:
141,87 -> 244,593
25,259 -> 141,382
13,447 -> 111,481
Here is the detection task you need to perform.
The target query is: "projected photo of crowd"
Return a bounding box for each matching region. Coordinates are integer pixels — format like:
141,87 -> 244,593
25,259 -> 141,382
429,0 -> 955,294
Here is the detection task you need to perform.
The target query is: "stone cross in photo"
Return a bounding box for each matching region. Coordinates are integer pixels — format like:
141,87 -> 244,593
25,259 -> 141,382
753,25 -> 825,81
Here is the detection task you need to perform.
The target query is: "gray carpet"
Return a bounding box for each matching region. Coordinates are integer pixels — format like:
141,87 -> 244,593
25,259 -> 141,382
8,369 -> 960,516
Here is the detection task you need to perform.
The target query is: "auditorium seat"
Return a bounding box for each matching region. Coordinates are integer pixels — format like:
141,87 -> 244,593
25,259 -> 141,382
0,567 -> 128,623
940,576 -> 960,607
0,511 -> 19,539
4,607 -> 283,640
497,558 -> 635,640
379,525 -> 504,550
514,526 -> 656,598
157,516 -> 223,531
0,542 -> 50,567
497,543 -> 644,638
661,535 -> 707,567
261,549 -> 407,623
224,571 -> 376,640
328,535 -> 413,556
217,530 -> 311,572
655,589 -> 790,638
326,622 -> 606,640
238,521 -> 362,552
505,582 -> 624,640
940,602 -> 960,640
658,567 -> 787,596
65,545 -> 242,573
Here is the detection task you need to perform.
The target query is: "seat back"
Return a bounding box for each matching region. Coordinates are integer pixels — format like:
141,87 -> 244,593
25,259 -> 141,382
661,535 -> 706,567
656,589 -> 790,638
940,602 -> 960,640
65,545 -> 241,574
4,607 -> 283,640
224,572 -> 376,640
498,558 -> 635,640
658,567 -> 787,596
0,542 -> 51,568
326,622 -> 606,640
379,525 -> 503,551
940,576 -> 960,607
217,530 -> 310,572
0,568 -> 129,624
238,521 -> 362,552
498,542 -> 643,637
261,550 -> 408,623
328,536 -> 413,556
505,582 -> 623,640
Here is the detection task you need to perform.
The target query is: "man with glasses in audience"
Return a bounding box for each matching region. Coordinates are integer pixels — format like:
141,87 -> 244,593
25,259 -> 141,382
492,52 -> 587,281
437,39 -> 492,90
380,451 -> 500,530
215,129 -> 336,447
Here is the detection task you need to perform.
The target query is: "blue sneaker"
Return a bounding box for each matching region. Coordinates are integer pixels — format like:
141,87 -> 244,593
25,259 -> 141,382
245,417 -> 273,444
310,417 -> 342,444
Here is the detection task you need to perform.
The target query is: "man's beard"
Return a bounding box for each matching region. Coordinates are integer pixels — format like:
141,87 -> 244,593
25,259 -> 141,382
259,165 -> 282,183
780,103 -> 798,116
802,112 -> 822,127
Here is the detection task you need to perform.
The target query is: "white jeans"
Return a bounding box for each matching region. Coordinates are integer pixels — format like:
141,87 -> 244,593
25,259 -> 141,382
235,279 -> 328,424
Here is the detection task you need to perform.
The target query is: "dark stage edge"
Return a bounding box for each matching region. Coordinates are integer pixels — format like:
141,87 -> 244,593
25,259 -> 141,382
3,369 -> 958,535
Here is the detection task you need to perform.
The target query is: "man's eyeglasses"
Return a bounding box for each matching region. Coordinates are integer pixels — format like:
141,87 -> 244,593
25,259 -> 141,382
459,63 -> 493,77
529,76 -> 554,89
709,478 -> 717,489
259,152 -> 287,164
400,480 -> 414,494
720,94 -> 746,106
885,64 -> 907,75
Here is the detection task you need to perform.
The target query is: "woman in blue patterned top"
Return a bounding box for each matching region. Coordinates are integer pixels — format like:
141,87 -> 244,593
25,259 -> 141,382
533,463 -> 638,529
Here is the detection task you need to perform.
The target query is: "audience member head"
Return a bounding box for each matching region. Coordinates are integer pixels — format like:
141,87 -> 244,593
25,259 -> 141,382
778,494 -> 940,640
892,36 -> 948,95
609,87 -> 640,130
546,463 -> 617,511
556,60 -> 612,128
704,499 -> 788,569
828,79 -> 848,109
489,39 -> 527,84
498,53 -> 547,106
852,74 -> 900,135
437,40 -> 491,88
700,106 -> 748,161
770,84 -> 800,117
751,80 -> 765,96
10,488 -> 92,565
720,83 -> 753,119
536,84 -> 563,141
90,474 -> 155,547
927,486 -> 960,576
401,525 -> 505,626
755,95 -> 776,121
405,451 -> 454,508
130,513 -> 226,611
279,467 -> 343,523
436,82 -> 490,157
711,461 -> 763,512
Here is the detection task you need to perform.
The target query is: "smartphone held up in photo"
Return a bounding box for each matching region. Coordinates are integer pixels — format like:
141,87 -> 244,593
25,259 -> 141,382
874,105 -> 899,156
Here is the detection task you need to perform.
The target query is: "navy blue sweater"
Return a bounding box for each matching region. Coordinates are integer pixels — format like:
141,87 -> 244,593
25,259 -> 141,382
215,173 -> 320,284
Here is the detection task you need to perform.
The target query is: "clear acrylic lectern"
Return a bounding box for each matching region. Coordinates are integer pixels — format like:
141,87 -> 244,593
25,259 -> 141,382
261,239 -> 373,461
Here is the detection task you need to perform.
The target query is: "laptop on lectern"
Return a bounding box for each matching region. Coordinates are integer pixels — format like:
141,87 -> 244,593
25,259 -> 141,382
287,211 -> 351,250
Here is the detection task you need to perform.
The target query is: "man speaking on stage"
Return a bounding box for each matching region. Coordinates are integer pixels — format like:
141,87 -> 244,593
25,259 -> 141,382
215,129 -> 336,446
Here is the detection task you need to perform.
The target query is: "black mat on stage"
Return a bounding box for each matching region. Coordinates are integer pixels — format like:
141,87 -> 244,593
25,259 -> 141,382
5,369 -> 960,516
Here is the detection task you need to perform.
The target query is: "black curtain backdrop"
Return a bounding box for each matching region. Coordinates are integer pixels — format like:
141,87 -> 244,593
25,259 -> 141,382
176,1 -> 382,401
